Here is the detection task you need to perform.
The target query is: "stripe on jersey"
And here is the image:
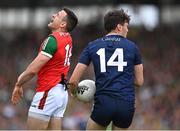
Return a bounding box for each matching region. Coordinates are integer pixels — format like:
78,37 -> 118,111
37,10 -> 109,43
41,36 -> 57,56
41,51 -> 53,58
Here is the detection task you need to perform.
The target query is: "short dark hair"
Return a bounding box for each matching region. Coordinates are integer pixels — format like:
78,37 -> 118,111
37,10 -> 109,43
104,9 -> 130,32
63,8 -> 78,32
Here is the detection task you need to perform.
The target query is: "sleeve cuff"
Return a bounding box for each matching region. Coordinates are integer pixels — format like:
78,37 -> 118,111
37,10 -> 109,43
40,51 -> 53,58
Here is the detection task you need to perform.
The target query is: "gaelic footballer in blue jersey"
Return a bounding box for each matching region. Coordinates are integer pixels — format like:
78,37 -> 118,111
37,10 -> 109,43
69,9 -> 144,130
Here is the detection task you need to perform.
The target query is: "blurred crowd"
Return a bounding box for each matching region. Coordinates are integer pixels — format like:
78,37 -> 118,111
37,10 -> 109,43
0,23 -> 179,130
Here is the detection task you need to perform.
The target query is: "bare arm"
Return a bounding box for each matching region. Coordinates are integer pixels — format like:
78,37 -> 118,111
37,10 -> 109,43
11,53 -> 51,105
69,63 -> 88,94
134,64 -> 144,87
15,53 -> 51,87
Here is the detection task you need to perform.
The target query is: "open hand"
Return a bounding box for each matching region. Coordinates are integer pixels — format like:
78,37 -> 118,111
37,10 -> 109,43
11,86 -> 23,105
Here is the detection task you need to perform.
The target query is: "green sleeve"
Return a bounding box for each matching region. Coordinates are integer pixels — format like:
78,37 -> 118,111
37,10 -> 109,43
41,36 -> 57,58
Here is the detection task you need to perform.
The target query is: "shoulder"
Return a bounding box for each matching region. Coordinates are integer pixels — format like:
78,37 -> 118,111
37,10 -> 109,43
124,38 -> 135,45
42,36 -> 56,49
49,35 -> 57,42
46,36 -> 57,47
124,38 -> 139,49
41,36 -> 57,58
87,37 -> 103,47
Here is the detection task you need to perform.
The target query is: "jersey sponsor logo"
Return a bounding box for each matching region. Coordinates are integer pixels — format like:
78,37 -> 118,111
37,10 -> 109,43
102,37 -> 121,41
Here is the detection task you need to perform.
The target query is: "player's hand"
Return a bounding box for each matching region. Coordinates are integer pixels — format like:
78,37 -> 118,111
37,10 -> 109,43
11,85 -> 23,105
68,82 -> 77,97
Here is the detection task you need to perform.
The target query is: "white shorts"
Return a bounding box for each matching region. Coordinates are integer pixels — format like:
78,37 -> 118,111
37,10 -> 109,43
28,84 -> 68,121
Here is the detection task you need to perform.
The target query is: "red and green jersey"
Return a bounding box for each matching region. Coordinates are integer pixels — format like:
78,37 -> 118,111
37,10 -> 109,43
36,32 -> 72,92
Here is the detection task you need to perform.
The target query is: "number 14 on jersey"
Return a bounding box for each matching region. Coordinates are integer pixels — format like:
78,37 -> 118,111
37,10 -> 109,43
96,48 -> 127,72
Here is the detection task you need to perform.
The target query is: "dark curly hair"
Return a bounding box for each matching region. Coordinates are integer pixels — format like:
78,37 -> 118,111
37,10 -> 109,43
104,9 -> 130,32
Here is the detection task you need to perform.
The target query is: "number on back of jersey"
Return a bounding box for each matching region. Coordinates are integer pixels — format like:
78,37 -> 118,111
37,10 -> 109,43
96,48 -> 127,72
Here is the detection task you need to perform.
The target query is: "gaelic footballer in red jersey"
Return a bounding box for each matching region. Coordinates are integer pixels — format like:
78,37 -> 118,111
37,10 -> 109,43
11,8 -> 78,130
37,32 -> 72,92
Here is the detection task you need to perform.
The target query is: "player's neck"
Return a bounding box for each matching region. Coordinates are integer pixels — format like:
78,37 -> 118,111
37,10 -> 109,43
51,28 -> 67,33
107,31 -> 124,37
107,32 -> 119,36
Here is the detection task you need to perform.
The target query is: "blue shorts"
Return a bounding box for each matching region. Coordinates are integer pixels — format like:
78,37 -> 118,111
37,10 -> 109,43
91,95 -> 135,128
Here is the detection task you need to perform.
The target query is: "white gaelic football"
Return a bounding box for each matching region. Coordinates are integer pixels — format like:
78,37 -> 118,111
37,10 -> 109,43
76,79 -> 96,102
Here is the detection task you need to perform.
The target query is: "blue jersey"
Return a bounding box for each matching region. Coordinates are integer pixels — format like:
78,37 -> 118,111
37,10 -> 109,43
79,35 -> 142,101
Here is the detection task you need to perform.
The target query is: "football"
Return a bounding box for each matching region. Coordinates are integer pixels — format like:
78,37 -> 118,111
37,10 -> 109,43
76,79 -> 96,102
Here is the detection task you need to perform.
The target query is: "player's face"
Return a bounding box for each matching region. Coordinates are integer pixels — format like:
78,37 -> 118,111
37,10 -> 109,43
48,10 -> 67,31
121,22 -> 129,38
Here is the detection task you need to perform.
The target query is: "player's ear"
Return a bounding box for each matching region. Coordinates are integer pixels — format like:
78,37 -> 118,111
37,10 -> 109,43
60,21 -> 67,28
117,24 -> 122,31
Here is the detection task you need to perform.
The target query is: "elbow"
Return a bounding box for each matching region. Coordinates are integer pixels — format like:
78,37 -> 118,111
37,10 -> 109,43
135,78 -> 144,87
138,81 -> 144,87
